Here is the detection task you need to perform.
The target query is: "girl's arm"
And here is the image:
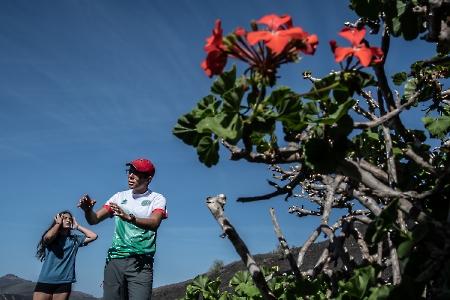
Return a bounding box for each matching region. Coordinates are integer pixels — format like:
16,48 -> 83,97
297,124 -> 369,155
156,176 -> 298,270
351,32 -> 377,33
72,217 -> 98,245
43,214 -> 63,244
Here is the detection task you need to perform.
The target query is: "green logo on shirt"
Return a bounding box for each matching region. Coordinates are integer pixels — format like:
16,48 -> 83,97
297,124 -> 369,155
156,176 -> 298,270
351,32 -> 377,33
121,199 -> 128,204
141,200 -> 151,206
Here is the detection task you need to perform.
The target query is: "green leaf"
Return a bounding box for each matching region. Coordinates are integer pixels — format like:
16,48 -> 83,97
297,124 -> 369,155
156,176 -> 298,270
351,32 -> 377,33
367,285 -> 393,300
398,239 -> 414,259
222,87 -> 245,113
234,283 -> 261,298
348,0 -> 383,20
173,112 -> 210,147
329,114 -> 354,139
304,74 -> 337,100
250,132 -> 271,153
359,71 -> 377,88
197,113 -> 243,143
391,71 -> 407,86
265,86 -> 306,131
365,199 -> 399,244
311,99 -> 355,125
338,265 -> 380,298
412,223 -> 429,242
402,78 -> 418,105
304,138 -> 348,174
333,89 -> 352,104
284,274 -> 325,298
211,64 -> 237,96
385,0 -> 425,40
264,86 -> 293,107
197,136 -> 219,167
422,116 -> 450,139
229,270 -> 252,286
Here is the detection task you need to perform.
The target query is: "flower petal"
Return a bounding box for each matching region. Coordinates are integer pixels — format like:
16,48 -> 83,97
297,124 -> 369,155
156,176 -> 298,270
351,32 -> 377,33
334,47 -> 355,63
353,47 -> 373,67
247,31 -> 272,46
201,50 -> 227,77
256,14 -> 291,30
204,19 -> 224,52
278,27 -> 308,40
301,34 -> 319,55
265,34 -> 291,52
338,27 -> 366,46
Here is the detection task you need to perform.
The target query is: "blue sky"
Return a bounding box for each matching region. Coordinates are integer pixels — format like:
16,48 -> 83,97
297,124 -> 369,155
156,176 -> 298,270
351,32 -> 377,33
0,0 -> 438,298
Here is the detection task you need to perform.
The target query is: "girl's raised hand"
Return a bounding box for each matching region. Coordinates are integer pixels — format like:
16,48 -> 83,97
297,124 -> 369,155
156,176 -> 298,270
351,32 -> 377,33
72,217 -> 79,230
54,213 -> 63,226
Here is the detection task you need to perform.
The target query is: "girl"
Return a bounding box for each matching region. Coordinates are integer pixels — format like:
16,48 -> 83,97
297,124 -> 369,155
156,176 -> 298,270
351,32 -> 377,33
33,211 -> 98,300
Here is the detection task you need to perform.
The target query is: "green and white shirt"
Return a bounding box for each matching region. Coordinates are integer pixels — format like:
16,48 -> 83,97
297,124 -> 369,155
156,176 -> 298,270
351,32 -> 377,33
103,189 -> 167,260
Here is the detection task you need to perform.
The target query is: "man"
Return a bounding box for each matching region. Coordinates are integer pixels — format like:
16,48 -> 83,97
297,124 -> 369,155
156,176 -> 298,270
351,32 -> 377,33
78,158 -> 168,300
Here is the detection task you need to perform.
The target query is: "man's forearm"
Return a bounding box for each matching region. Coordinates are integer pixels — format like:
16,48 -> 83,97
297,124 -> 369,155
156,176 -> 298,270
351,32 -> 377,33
85,209 -> 101,225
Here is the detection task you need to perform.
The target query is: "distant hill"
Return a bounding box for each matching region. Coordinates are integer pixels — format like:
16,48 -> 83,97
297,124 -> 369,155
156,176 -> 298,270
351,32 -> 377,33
0,274 -> 99,300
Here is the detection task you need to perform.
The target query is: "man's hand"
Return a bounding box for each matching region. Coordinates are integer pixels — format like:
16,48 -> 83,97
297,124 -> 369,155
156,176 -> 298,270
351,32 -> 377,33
109,203 -> 131,222
78,194 -> 96,212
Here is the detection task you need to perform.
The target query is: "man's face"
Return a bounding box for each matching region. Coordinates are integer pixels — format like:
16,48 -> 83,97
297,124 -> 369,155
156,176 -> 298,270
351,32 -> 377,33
127,167 -> 151,191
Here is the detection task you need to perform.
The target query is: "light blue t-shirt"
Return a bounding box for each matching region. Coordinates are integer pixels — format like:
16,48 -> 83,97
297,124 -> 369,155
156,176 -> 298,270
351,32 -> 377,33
37,234 -> 86,284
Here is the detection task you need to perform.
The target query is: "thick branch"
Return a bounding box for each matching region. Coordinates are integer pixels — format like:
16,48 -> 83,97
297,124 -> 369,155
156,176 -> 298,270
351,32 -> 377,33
206,194 -> 276,300
403,148 -> 441,177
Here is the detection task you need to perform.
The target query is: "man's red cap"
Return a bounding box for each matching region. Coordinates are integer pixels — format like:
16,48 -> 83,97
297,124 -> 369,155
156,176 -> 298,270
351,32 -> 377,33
126,158 -> 155,177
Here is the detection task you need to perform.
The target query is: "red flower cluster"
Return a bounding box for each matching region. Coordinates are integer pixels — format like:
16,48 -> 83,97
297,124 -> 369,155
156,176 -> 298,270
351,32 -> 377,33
330,28 -> 383,67
201,14 -> 318,84
201,20 -> 227,77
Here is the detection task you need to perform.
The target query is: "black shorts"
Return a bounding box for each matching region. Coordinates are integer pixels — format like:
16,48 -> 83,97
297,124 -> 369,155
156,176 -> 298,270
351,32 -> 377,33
34,282 -> 72,294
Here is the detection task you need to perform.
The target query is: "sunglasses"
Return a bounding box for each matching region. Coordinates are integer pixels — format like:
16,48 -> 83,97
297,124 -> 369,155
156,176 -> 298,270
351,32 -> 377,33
126,168 -> 150,178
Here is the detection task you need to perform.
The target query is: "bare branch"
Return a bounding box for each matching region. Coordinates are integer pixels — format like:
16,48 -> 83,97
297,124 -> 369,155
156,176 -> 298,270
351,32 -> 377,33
206,194 -> 276,300
354,90 -> 420,129
237,170 -> 304,202
297,227 -> 321,268
270,208 -> 302,281
222,139 -> 302,164
351,224 -> 373,263
403,148 -> 442,177
321,225 -> 354,276
388,232 -> 402,284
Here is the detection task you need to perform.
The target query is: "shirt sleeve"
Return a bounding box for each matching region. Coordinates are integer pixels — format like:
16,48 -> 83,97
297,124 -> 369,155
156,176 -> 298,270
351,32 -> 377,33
75,234 -> 88,247
104,193 -> 120,217
152,195 -> 168,219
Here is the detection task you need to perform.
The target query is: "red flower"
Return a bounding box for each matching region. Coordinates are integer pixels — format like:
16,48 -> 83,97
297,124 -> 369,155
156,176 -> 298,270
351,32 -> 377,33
332,28 -> 383,67
201,49 -> 227,78
330,28 -> 383,67
235,26 -> 246,36
247,14 -> 309,53
301,34 -> 319,55
204,20 -> 224,52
